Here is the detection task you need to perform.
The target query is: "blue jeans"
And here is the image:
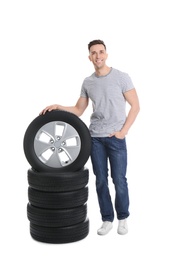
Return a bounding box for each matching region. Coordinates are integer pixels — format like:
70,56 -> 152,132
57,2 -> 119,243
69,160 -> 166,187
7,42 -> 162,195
91,137 -> 130,221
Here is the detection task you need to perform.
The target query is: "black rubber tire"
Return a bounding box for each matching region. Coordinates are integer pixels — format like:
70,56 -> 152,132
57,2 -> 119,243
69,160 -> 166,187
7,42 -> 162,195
27,167 -> 89,192
30,218 -> 89,244
27,203 -> 87,227
28,186 -> 88,209
23,110 -> 91,172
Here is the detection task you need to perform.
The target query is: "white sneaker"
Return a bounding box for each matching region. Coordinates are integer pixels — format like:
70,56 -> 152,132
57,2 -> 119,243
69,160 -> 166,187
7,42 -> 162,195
117,218 -> 128,235
97,221 -> 113,235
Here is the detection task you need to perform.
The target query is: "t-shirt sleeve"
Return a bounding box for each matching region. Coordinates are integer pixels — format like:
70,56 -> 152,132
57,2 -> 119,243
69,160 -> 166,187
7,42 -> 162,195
121,72 -> 135,93
80,80 -> 88,98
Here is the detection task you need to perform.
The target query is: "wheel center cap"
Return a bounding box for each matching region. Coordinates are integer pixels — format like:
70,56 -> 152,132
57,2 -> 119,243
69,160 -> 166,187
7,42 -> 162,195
54,141 -> 61,148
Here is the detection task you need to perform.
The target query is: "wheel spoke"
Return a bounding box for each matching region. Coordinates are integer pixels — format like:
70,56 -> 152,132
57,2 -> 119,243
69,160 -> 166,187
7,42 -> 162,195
63,146 -> 80,161
39,122 -> 56,139
46,150 -> 62,168
34,139 -> 52,156
62,123 -> 79,141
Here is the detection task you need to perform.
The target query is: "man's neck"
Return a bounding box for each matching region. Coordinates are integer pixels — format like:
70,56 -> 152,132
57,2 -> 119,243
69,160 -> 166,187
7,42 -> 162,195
95,65 -> 111,76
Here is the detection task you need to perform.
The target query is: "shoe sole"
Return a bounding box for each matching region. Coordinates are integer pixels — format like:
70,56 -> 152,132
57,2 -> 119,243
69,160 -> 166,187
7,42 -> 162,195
97,225 -> 113,235
117,230 -> 128,235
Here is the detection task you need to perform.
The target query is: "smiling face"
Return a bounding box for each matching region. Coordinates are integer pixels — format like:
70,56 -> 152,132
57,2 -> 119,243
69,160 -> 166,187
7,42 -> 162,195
88,44 -> 108,70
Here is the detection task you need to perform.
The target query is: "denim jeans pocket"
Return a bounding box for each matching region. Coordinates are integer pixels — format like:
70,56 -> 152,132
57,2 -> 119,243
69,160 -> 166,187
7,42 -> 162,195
113,135 -> 125,141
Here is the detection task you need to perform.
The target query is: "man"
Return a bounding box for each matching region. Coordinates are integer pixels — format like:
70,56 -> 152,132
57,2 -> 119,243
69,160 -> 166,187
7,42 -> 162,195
40,39 -> 140,235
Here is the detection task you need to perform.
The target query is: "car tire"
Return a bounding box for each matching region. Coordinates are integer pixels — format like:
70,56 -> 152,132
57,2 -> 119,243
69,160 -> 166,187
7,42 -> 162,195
28,186 -> 88,209
23,110 -> 91,172
30,218 -> 89,244
27,203 -> 87,227
27,167 -> 89,192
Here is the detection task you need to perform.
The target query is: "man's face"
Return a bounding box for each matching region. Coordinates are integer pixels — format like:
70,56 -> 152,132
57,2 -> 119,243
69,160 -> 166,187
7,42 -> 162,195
88,44 -> 108,69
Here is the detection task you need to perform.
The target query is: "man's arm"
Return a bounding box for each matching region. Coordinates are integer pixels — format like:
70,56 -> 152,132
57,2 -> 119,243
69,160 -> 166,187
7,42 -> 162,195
40,97 -> 89,117
110,88 -> 140,138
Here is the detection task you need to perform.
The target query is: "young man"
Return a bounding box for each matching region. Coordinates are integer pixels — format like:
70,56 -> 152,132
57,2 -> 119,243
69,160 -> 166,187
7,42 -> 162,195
40,39 -> 140,235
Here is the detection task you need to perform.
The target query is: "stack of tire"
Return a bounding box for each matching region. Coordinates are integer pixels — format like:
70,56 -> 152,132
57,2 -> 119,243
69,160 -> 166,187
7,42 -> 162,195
23,110 -> 91,243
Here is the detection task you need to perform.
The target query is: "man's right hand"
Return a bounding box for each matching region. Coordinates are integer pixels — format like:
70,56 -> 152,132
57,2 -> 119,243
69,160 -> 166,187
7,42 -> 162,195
39,104 -> 59,115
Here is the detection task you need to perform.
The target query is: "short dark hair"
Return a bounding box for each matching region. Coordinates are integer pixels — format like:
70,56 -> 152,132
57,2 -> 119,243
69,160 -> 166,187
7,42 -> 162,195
88,39 -> 106,51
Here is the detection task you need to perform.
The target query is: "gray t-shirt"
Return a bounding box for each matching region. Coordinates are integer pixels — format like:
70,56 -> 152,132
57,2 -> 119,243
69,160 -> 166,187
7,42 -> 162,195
80,67 -> 134,137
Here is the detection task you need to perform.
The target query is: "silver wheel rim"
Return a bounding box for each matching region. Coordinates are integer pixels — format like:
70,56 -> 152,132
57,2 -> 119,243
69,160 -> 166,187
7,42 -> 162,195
34,121 -> 81,168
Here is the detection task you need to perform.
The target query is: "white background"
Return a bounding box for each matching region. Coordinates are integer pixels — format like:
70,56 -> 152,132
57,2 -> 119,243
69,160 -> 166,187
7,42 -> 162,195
1,0 -> 173,259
